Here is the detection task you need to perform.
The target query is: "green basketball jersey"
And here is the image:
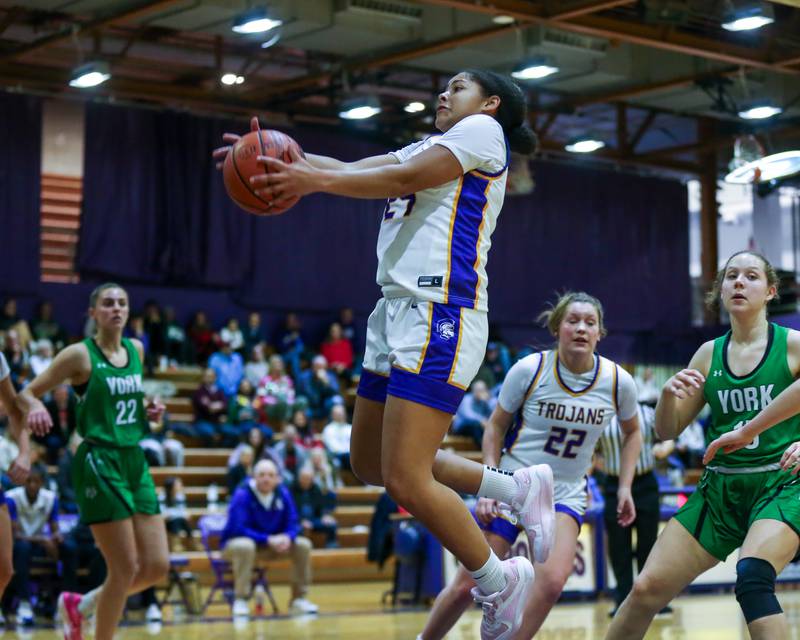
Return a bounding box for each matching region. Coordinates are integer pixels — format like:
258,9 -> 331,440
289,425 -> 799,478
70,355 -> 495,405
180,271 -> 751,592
75,338 -> 148,447
704,323 -> 798,468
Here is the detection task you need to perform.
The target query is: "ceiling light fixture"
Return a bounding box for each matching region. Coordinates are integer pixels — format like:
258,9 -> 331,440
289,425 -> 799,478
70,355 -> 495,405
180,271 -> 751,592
511,59 -> 559,81
404,101 -> 425,113
565,136 -> 606,153
232,7 -> 283,34
722,2 -> 774,31
737,103 -> 782,120
69,61 -> 111,88
492,14 -> 515,25
339,96 -> 381,120
724,150 -> 800,184
221,73 -> 245,85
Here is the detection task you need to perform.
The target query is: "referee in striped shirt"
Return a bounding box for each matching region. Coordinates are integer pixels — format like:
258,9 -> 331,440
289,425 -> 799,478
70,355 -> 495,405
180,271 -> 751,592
596,402 -> 674,617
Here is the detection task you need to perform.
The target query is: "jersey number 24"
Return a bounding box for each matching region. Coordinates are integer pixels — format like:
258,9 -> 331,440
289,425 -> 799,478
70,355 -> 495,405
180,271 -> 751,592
544,426 -> 587,459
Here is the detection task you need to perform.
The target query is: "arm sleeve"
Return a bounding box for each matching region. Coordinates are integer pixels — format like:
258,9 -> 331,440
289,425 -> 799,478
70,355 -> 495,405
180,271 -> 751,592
0,353 -> 9,380
389,139 -> 428,163
498,355 -> 542,414
434,114 -> 507,174
616,369 -> 639,422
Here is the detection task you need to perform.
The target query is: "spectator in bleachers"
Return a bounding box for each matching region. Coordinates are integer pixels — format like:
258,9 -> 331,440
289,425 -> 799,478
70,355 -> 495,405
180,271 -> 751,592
163,307 -> 188,367
144,301 -> 166,369
452,379 -> 496,448
127,315 -> 149,354
3,330 -> 29,387
55,434 -> 80,514
209,339 -> 244,399
192,368 -> 238,447
291,466 -> 338,548
484,341 -> 512,385
271,424 -> 309,485
634,366 -> 659,405
221,459 -> 317,618
220,317 -> 245,355
13,363 -> 33,392
320,322 -> 353,376
229,378 -> 272,440
0,298 -> 25,333
338,307 -> 359,354
5,465 -> 62,624
186,311 -> 215,365
244,344 -> 269,389
309,447 -> 339,494
227,445 -> 254,496
139,412 -> 185,467
229,427 -> 268,469
29,339 -> 54,377
160,477 -> 194,551
675,417 -> 706,469
60,520 -> 106,596
296,355 -> 341,420
257,354 -> 295,426
276,312 -> 305,379
243,312 -> 266,357
39,383 -> 74,464
321,405 -> 352,471
291,409 -> 325,451
31,301 -> 67,353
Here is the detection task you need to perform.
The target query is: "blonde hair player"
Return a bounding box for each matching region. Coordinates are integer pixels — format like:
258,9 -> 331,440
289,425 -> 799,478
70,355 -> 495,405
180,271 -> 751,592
0,351 -> 31,608
419,292 -> 641,639
214,69 -> 552,639
16,284 -> 168,640
607,251 -> 800,640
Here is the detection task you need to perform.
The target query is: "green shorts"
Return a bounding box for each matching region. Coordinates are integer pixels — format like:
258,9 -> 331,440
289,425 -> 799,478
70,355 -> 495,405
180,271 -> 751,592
73,441 -> 160,525
674,467 -> 800,561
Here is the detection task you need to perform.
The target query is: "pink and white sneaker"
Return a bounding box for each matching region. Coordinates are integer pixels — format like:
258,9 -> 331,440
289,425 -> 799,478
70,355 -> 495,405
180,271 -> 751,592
510,464 -> 555,564
57,592 -> 83,640
471,556 -> 535,640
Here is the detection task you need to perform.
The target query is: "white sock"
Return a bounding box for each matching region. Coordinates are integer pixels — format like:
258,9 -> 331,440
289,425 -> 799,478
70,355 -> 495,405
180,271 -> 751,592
477,466 -> 517,503
470,551 -> 507,595
78,587 -> 101,616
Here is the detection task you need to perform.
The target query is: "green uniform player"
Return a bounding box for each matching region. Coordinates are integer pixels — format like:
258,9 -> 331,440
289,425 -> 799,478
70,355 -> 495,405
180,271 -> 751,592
607,251 -> 800,640
19,284 -> 169,640
72,337 -> 160,524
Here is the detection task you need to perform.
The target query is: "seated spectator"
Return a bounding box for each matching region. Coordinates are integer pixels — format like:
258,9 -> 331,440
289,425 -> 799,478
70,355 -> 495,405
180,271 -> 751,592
244,344 -> 269,389
271,425 -> 309,485
291,409 -> 325,451
221,459 -> 318,618
483,341 -> 512,386
139,412 -> 185,467
186,311 -> 215,365
160,477 -> 194,550
31,301 -> 67,352
192,368 -> 238,447
229,427 -> 268,469
29,339 -> 54,377
3,329 -> 29,387
229,379 -> 272,440
452,380 -> 496,448
163,307 -> 187,367
321,405 -> 352,471
61,521 -> 106,596
309,447 -> 340,494
243,312 -> 266,357
291,466 -> 338,548
40,383 -> 74,465
0,299 -> 31,343
6,465 -> 63,624
257,355 -> 295,426
296,356 -> 341,420
144,301 -> 166,370
676,418 -> 706,469
220,317 -> 245,354
55,434 -> 80,514
209,339 -> 244,399
338,307 -> 360,354
227,445 -> 254,495
276,312 -> 305,378
319,322 -> 353,376
634,366 -> 660,405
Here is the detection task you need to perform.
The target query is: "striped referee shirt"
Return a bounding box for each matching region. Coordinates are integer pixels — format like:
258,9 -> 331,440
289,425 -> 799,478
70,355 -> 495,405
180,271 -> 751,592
596,403 -> 656,477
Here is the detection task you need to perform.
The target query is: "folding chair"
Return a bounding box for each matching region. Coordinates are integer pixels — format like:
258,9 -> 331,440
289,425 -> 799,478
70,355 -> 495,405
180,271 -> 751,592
197,514 -> 278,616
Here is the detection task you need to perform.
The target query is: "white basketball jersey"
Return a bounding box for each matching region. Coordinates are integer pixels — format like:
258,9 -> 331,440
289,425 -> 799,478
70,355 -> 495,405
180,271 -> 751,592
498,350 -> 638,485
376,114 -> 508,312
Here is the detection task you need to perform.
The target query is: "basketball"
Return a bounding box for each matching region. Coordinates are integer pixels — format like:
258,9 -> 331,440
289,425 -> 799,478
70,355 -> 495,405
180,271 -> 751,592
223,129 -> 304,215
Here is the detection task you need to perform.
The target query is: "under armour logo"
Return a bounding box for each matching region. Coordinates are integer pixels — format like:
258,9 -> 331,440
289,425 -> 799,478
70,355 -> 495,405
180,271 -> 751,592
712,370 -> 723,377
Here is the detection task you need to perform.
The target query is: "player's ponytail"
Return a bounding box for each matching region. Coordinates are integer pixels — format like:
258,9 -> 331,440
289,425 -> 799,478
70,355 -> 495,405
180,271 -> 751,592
464,69 -> 538,156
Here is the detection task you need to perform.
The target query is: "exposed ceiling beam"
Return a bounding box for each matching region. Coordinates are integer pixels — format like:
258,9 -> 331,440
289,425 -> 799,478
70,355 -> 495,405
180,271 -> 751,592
414,0 -> 800,75
537,139 -> 702,174
1,0 -> 183,63
638,123 -> 800,159
244,23 -> 517,101
548,0 -> 636,20
628,111 -> 657,151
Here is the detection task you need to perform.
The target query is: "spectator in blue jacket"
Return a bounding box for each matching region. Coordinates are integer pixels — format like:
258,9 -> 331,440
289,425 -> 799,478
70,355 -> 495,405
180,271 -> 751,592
221,459 -> 318,619
452,379 -> 496,448
208,339 -> 244,398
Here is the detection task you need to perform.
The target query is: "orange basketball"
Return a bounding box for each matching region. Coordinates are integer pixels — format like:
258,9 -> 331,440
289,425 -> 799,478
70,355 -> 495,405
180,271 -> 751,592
223,129 -> 304,215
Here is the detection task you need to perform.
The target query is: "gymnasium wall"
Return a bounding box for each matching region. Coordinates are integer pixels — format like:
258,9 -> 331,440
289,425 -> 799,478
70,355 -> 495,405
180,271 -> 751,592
0,95 -> 695,362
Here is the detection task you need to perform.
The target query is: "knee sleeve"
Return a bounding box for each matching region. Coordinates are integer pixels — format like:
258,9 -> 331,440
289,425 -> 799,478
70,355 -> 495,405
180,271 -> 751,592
735,557 -> 782,624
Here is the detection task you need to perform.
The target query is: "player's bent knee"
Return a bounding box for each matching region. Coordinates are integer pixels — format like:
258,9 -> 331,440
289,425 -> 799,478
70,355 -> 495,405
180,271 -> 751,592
350,456 -> 383,486
735,557 -> 782,623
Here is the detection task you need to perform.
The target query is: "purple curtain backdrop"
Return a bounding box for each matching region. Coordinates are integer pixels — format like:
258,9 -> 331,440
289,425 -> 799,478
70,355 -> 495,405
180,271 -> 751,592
0,92 -> 41,293
74,103 -> 691,361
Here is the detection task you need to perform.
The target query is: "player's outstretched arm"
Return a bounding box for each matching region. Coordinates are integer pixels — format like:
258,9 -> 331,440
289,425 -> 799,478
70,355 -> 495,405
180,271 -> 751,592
655,341 -> 711,441
0,374 -> 30,484
16,344 -> 89,436
616,415 -> 643,527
